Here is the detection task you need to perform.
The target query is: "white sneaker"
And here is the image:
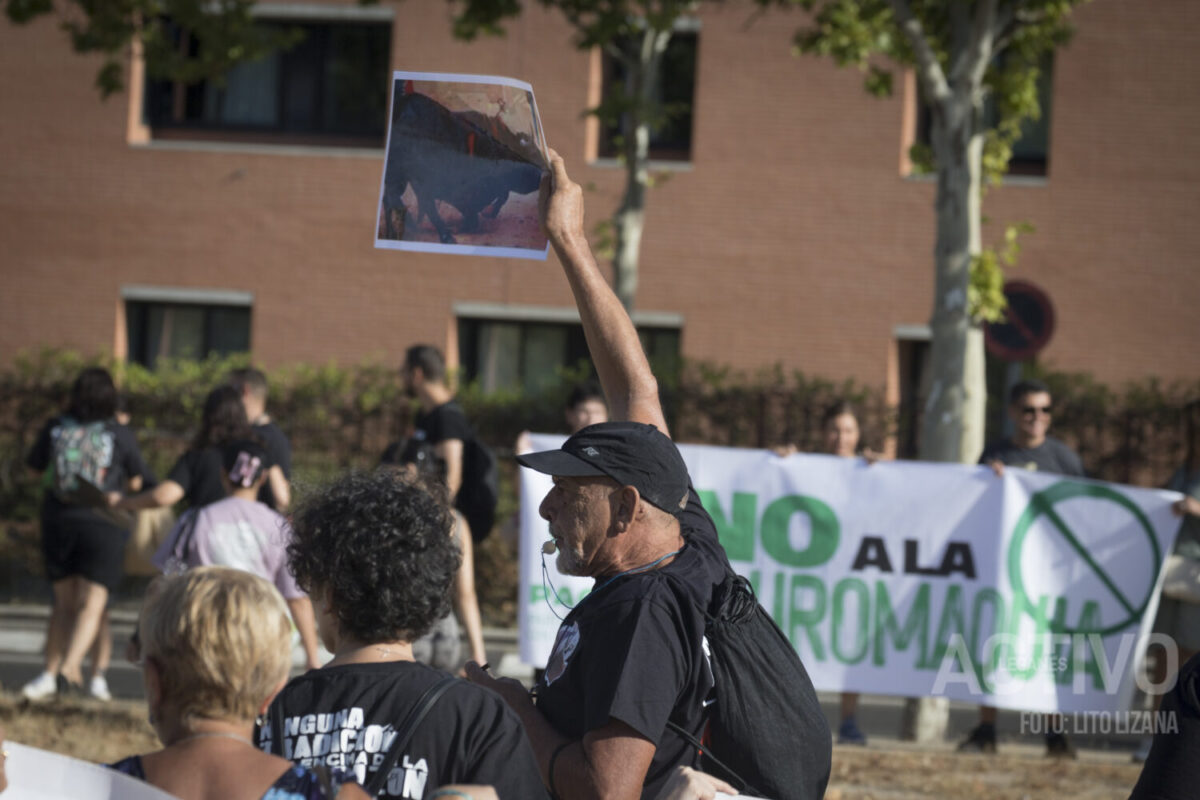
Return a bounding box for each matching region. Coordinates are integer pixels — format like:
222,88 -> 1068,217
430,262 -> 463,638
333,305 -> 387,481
21,671 -> 57,700
89,674 -> 112,702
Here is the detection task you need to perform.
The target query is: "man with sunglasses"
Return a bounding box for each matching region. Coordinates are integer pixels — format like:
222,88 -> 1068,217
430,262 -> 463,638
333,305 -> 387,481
958,379 -> 1085,757
978,379 -> 1084,478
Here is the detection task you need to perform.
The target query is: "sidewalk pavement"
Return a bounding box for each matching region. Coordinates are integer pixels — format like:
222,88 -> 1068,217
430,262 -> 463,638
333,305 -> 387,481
0,605 -> 1148,762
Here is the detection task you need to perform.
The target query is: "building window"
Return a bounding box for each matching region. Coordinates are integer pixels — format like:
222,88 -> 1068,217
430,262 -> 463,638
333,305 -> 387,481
124,289 -> 252,368
143,18 -> 391,147
595,29 -> 698,163
458,313 -> 681,394
914,56 -> 1053,177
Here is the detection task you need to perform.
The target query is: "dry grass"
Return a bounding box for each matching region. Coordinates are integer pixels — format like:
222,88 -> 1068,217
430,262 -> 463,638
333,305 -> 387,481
0,692 -> 1146,799
0,691 -> 157,764
825,744 -> 1143,800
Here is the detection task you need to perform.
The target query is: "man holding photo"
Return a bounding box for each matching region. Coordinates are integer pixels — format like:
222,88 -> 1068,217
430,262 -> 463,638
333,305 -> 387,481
466,151 -> 829,799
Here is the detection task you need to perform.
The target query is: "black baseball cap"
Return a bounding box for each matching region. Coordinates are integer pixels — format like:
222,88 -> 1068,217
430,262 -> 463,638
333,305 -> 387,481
517,421 -> 690,514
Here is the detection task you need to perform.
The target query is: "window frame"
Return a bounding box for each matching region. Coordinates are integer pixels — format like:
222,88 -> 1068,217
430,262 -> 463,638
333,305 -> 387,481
121,286 -> 254,369
586,19 -> 700,168
131,5 -> 394,151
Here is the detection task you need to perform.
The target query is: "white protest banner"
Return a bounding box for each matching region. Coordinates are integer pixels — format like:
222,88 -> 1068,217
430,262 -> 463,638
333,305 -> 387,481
518,435 -> 1183,713
3,741 -> 179,800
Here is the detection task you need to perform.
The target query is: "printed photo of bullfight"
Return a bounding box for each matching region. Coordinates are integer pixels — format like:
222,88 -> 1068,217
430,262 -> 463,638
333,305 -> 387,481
374,72 -> 549,259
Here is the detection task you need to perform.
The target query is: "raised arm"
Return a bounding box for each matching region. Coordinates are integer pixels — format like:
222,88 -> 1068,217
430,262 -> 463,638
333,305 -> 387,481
541,150 -> 669,436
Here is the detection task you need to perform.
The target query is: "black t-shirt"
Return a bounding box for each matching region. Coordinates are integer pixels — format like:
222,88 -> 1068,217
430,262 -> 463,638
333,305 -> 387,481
535,487 -> 729,800
978,435 -> 1085,477
413,402 -> 471,446
167,448 -> 231,509
254,421 -> 291,510
1129,651 -> 1200,800
385,403 -> 472,484
28,416 -> 154,526
258,661 -> 547,800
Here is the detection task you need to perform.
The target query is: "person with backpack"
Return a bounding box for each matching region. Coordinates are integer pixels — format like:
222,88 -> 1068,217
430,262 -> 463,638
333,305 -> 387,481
465,151 -> 830,800
390,344 -> 497,543
21,367 -> 155,699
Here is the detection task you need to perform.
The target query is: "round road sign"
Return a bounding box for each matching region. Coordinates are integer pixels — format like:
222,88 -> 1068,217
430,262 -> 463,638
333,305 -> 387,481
985,280 -> 1055,361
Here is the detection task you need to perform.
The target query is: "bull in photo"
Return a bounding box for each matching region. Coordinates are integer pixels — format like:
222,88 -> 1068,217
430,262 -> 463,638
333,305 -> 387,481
382,87 -> 544,244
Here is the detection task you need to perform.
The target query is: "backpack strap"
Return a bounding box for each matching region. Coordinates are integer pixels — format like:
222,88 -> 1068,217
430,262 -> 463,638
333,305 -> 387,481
363,676 -> 457,797
664,720 -> 759,796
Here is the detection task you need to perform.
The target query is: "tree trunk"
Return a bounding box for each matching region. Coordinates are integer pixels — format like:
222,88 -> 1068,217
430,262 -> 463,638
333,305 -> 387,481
902,93 -> 987,743
612,28 -> 670,313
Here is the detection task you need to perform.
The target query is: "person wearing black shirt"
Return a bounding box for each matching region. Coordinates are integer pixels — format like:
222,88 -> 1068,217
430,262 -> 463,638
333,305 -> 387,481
959,379 -> 1086,757
22,368 -> 154,699
116,385 -> 290,515
229,367 -> 292,512
466,151 -> 831,800
259,469 -> 545,800
396,346 -> 472,518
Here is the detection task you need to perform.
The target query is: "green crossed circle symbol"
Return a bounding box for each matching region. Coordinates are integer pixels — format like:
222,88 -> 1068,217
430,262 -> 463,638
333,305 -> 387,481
1007,481 -> 1161,637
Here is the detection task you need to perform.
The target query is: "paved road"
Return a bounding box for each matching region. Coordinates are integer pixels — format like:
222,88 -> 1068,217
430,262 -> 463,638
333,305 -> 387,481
0,605 -> 1146,759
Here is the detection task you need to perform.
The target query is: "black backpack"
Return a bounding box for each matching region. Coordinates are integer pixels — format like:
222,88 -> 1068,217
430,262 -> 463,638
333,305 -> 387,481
455,432 -> 498,544
669,572 -> 831,800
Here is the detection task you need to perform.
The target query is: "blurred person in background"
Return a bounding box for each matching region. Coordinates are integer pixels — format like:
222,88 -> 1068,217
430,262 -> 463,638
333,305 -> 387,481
960,379 -> 1085,757
153,438 -> 321,670
114,384 -> 289,514
22,367 -> 155,700
108,567 -> 367,800
1134,400 -> 1200,762
228,367 -> 292,512
775,400 -> 877,745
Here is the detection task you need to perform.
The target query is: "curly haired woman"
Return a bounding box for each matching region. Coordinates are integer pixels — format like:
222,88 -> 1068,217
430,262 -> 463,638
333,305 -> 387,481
258,469 -> 546,799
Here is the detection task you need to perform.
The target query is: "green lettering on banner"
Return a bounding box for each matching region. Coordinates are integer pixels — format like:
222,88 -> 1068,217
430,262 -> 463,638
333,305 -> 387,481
698,490 -> 757,562
530,586 -> 546,605
790,574 -> 827,661
1075,601 -> 1106,690
1006,595 -> 1051,680
873,581 -> 932,667
760,495 -> 840,567
931,585 -> 966,665
832,578 -> 870,664
971,589 -> 1007,691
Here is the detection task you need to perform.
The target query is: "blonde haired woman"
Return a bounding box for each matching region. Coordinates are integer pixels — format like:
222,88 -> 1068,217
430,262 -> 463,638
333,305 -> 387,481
108,567 -> 367,800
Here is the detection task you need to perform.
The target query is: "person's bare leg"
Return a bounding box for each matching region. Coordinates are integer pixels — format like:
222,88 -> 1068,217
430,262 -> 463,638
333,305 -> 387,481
58,580 -> 109,686
43,578 -> 76,674
89,610 -> 112,679
980,706 -> 998,724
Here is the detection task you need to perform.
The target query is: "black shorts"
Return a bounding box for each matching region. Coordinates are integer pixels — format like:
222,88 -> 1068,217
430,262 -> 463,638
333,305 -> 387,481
41,505 -> 128,592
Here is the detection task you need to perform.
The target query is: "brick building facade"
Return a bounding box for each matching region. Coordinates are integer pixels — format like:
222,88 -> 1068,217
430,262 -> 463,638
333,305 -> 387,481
1,1 -> 1197,404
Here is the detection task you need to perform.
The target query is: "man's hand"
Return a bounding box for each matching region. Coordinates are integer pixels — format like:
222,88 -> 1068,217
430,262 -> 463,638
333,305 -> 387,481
464,661 -> 537,717
539,148 -> 586,249
988,460 -> 1006,477
1173,496 -> 1200,517
655,767 -> 737,800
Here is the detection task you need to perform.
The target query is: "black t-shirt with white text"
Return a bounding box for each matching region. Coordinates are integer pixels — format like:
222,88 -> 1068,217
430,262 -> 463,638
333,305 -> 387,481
978,435 -> 1085,477
258,661 -> 547,800
535,487 -> 729,800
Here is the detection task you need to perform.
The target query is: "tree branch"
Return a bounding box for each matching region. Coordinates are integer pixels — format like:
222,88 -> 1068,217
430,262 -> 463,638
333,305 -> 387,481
888,0 -> 949,103
950,0 -> 999,95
